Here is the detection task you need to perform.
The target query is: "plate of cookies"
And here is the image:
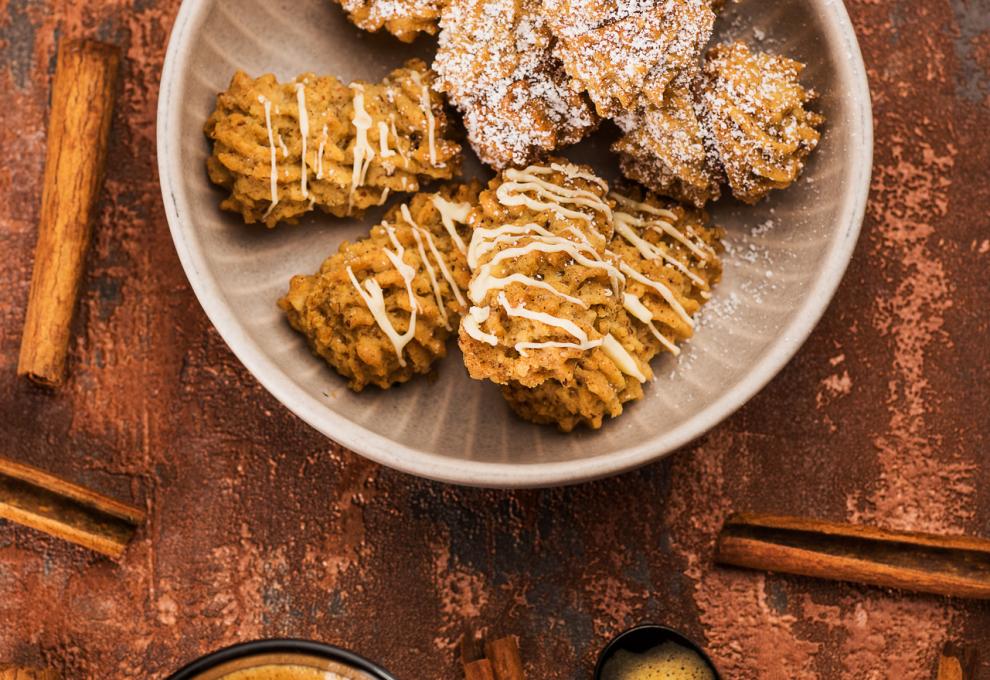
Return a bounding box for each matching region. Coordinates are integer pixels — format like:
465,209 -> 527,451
158,0 -> 871,486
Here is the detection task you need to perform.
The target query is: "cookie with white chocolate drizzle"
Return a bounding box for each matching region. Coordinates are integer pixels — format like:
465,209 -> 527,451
459,161 -> 654,430
498,306 -> 653,431
608,185 -> 723,359
279,183 -> 480,390
504,187 -> 723,430
205,60 -> 461,228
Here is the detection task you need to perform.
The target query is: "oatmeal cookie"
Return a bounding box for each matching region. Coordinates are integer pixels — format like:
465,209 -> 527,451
608,186 -> 722,358
612,72 -> 722,208
543,0 -> 715,117
205,60 -> 461,228
499,308 -> 652,431
459,161 -> 620,386
333,0 -> 445,42
279,183 -> 480,390
433,0 -> 597,169
699,42 -> 824,204
458,161 -> 655,430
499,185 -> 723,431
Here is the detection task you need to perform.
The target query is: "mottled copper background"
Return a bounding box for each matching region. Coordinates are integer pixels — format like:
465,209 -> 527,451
1,1 -> 989,678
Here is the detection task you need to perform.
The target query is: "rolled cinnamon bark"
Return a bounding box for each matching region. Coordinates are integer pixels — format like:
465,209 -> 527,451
0,455 -> 144,559
463,659 -> 497,680
484,637 -> 525,680
17,38 -> 120,387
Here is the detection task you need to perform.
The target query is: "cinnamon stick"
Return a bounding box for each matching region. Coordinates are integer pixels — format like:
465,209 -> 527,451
18,38 -> 120,387
936,643 -> 977,680
0,455 -> 144,558
463,659 -> 497,680
937,654 -> 964,680
716,513 -> 990,599
484,636 -> 525,680
460,631 -> 496,680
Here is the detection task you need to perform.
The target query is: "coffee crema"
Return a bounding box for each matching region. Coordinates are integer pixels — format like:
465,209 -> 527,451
222,665 -> 358,680
600,641 -> 715,680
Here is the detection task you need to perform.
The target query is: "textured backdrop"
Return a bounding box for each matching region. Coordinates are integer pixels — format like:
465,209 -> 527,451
1,0 -> 989,678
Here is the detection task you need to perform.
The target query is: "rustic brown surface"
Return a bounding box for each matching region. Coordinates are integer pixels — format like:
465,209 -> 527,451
0,1 -> 988,678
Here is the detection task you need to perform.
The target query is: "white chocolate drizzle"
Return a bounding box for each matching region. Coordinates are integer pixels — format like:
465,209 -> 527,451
496,165 -> 613,223
294,83 -> 309,199
473,235 -> 623,299
346,222 -> 419,365
613,214 -> 705,287
601,334 -> 647,382
620,261 -> 694,328
378,121 -> 395,158
400,203 -> 467,328
390,115 -> 409,168
475,273 -> 587,308
410,70 -> 437,166
612,193 -> 713,261
409,224 -> 450,330
258,95 -> 279,219
316,124 -> 328,180
546,162 -> 610,191
349,84 -> 375,205
498,292 -> 602,357
430,195 -> 471,254
623,293 -> 679,355
462,306 -> 499,346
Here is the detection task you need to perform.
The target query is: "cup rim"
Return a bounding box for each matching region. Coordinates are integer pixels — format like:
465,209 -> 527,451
593,624 -> 721,679
164,638 -> 398,680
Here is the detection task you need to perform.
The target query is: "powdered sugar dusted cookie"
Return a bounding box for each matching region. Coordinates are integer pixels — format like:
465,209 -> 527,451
543,0 -> 716,116
433,0 -> 597,169
612,71 -> 723,208
699,42 -> 824,204
332,0 -> 445,42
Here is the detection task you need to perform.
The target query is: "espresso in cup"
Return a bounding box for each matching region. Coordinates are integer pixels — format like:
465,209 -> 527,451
165,640 -> 393,680
223,665 -> 367,680
600,640 -> 715,680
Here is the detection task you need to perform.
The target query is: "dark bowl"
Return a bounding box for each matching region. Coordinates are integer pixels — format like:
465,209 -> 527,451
594,624 -> 721,679
165,639 -> 398,680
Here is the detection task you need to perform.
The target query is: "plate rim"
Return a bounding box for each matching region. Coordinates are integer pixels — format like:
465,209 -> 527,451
157,0 -> 873,488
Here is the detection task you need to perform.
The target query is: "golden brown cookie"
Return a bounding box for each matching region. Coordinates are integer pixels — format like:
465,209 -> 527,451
607,186 -> 723,359
612,72 -> 723,208
205,60 -> 461,227
499,308 -> 651,431
279,183 -> 480,390
458,161 -> 656,430
502,186 -> 723,431
433,0 -> 597,169
333,0 -> 445,42
543,0 -> 715,116
698,42 -> 824,204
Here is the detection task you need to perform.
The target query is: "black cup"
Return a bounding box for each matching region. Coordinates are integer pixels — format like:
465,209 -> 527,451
594,624 -> 721,679
165,639 -> 398,680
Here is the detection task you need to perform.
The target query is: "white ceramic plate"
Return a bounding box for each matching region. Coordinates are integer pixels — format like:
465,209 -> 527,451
158,0 -> 872,487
